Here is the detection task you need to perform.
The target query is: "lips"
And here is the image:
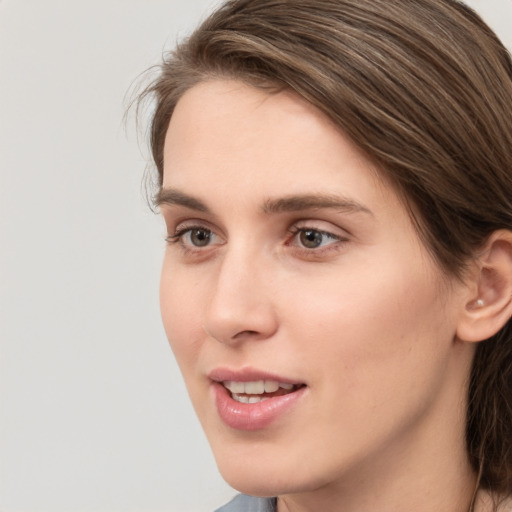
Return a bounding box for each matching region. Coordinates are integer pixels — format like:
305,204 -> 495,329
209,369 -> 307,430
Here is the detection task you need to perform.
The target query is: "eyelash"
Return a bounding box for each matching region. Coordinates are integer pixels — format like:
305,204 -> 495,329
166,223 -> 347,257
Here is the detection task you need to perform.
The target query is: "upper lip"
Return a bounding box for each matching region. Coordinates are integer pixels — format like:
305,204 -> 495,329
208,366 -> 304,385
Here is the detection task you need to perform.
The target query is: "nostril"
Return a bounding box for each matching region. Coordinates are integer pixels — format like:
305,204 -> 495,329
233,329 -> 261,339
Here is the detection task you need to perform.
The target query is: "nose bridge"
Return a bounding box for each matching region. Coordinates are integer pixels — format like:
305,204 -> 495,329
204,238 -> 278,343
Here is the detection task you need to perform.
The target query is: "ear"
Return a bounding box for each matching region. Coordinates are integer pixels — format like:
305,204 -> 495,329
456,230 -> 512,343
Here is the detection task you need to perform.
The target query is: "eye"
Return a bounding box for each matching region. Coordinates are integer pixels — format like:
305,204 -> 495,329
299,229 -> 331,249
167,225 -> 222,249
184,228 -> 213,247
289,227 -> 343,250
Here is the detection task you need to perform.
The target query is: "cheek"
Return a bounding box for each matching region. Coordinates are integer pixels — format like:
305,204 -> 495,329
283,258 -> 453,402
297,254 -> 444,342
270,264 -> 458,474
159,260 -> 205,371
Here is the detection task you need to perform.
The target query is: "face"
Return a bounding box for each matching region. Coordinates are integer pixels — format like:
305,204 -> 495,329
159,80 -> 473,499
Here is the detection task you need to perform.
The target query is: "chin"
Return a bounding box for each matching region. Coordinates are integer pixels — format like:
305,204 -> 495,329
220,471 -> 306,498
214,448 -> 326,498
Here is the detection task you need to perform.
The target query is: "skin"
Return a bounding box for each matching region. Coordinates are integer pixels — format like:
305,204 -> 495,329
159,80 -> 482,512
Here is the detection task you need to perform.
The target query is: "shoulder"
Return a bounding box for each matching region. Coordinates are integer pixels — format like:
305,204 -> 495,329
214,494 -> 277,512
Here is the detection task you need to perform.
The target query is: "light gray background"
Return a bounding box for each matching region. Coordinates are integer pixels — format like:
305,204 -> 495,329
0,1 -> 510,511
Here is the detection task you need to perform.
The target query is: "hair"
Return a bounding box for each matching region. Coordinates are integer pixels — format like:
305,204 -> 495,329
138,0 -> 512,501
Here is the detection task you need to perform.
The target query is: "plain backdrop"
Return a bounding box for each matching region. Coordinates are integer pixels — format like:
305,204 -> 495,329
0,1 -> 511,511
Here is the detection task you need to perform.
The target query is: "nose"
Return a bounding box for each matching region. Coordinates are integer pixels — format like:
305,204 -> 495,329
203,246 -> 279,345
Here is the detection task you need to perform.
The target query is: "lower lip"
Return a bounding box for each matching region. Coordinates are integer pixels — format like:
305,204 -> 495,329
211,382 -> 306,431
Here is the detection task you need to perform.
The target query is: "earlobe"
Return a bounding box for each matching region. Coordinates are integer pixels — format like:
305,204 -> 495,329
456,230 -> 512,343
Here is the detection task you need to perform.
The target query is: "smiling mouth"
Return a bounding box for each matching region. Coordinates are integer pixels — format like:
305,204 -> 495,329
222,380 -> 305,403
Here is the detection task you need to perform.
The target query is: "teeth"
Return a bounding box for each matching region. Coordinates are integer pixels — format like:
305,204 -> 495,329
223,380 -> 296,395
245,381 -> 265,394
232,394 -> 270,404
225,381 -> 245,393
264,381 -> 279,393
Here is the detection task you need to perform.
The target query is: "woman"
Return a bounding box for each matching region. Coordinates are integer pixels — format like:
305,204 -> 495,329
138,0 -> 512,510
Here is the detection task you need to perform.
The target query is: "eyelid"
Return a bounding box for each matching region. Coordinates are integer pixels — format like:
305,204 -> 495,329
290,219 -> 350,238
166,217 -> 220,237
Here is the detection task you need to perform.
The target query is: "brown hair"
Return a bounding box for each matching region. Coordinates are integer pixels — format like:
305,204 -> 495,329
139,0 -> 512,499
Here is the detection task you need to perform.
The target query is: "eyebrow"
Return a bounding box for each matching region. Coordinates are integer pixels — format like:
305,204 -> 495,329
155,188 -> 210,212
155,188 -> 373,216
262,194 -> 373,216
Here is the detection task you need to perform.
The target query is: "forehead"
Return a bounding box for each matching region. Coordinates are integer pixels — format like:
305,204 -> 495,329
162,79 -> 383,194
164,80 -> 335,165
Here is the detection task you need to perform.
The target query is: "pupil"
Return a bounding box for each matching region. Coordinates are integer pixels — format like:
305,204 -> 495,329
300,230 -> 322,248
191,229 -> 210,247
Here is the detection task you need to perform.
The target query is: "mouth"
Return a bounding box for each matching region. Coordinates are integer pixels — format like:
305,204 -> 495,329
209,370 -> 307,430
222,380 -> 304,404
